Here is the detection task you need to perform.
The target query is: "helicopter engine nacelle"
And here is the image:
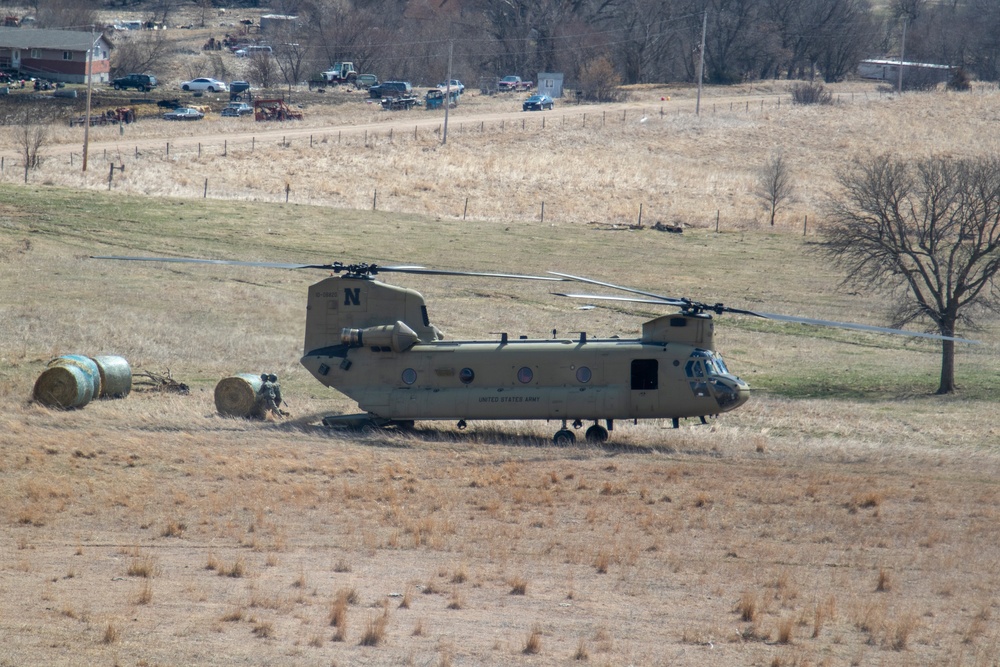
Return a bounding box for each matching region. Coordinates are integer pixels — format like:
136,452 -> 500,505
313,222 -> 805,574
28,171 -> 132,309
341,321 -> 420,353
642,313 -> 715,349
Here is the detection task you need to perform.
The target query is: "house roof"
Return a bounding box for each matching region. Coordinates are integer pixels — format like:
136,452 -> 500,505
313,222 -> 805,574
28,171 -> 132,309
0,27 -> 111,52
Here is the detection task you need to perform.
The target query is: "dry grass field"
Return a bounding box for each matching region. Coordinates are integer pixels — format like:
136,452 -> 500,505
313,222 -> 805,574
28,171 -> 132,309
1,77 -> 999,667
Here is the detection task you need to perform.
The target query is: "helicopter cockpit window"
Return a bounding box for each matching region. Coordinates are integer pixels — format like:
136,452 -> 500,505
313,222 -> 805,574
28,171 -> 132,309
684,360 -> 705,378
713,354 -> 730,375
401,368 -> 417,385
576,366 -> 592,383
459,367 -> 475,384
517,367 -> 534,383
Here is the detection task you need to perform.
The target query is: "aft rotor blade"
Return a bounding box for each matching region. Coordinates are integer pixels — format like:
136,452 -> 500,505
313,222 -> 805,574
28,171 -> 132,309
749,310 -> 979,344
549,271 -> 676,300
92,255 -> 334,270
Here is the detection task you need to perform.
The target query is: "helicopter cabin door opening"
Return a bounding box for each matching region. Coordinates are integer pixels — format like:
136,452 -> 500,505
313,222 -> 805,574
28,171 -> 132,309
630,358 -> 658,416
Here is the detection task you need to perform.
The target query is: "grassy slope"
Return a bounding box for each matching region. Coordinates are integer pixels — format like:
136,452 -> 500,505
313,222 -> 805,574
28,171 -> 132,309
1,86 -> 1000,667
1,184 -> 995,401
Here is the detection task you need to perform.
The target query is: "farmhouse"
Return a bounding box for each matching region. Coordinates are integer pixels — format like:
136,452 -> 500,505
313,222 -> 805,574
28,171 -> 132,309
0,27 -> 111,84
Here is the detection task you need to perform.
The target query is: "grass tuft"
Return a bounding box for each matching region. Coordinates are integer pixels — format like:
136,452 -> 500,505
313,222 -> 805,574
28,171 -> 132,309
102,622 -> 121,644
359,608 -> 389,646
736,591 -> 758,622
523,626 -> 543,655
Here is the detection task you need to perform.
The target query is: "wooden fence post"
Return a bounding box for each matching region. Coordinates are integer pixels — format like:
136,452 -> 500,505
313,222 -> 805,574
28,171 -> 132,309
372,189 -> 377,211
540,201 -> 545,224
463,197 -> 468,221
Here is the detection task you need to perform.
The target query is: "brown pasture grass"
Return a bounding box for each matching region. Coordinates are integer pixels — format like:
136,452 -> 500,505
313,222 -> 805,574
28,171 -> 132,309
7,82 -> 1000,234
1,82 -> 1000,666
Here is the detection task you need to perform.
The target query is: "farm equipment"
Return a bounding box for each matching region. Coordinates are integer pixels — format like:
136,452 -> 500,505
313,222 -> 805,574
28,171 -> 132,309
321,62 -> 358,85
69,107 -> 135,127
254,98 -> 303,121
381,94 -> 419,111
425,88 -> 458,110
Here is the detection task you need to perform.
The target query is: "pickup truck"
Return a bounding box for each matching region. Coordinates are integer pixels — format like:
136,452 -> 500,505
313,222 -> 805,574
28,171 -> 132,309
498,75 -> 532,92
112,73 -> 157,92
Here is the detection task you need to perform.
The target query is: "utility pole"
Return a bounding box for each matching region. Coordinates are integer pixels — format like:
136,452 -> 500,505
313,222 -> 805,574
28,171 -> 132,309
82,27 -> 96,172
696,10 -> 707,116
897,18 -> 907,94
443,40 -> 453,145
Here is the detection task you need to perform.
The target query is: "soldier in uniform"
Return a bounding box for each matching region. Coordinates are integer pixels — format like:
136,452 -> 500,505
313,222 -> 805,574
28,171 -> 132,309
258,373 -> 285,418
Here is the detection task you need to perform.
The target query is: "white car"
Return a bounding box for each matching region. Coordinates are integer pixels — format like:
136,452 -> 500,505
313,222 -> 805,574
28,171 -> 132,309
438,79 -> 465,94
180,77 -> 228,93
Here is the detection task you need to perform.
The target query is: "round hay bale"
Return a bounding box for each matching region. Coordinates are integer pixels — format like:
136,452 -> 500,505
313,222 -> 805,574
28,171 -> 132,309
33,365 -> 93,409
49,355 -> 102,400
91,355 -> 132,398
214,373 -> 264,418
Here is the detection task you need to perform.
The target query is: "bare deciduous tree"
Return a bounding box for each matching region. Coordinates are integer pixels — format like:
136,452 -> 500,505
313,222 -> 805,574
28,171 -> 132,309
756,153 -> 794,226
9,107 -> 50,184
823,154 -> 1000,394
110,30 -> 173,78
34,0 -> 97,29
246,52 -> 279,89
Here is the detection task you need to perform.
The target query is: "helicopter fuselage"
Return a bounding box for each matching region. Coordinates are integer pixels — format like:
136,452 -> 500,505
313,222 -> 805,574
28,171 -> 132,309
300,274 -> 749,428
301,336 -> 749,422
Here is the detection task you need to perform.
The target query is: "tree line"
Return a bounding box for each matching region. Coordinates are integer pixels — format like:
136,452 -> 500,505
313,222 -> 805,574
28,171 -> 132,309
16,0 -> 1000,89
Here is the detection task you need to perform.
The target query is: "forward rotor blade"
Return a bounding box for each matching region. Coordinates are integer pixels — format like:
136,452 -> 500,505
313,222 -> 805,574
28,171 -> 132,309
749,310 -> 979,344
553,290 -> 977,343
552,292 -> 683,306
384,266 -> 564,281
548,271 -> 675,300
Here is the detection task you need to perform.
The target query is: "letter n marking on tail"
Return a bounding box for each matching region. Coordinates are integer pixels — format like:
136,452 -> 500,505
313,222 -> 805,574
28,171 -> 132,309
344,288 -> 361,306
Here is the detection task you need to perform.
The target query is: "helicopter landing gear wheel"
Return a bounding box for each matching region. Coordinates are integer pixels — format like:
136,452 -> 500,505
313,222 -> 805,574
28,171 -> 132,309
585,424 -> 609,443
553,429 -> 576,445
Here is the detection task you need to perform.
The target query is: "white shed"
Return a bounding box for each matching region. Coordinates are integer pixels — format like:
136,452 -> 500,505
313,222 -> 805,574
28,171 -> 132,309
537,72 -> 564,98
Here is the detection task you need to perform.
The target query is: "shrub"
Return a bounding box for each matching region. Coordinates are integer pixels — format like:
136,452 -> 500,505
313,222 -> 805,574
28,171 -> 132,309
577,56 -> 626,103
790,83 -> 832,105
948,68 -> 971,91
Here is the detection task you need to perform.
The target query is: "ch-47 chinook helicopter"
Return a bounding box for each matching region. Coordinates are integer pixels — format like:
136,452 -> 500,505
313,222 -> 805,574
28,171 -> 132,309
95,256 -> 975,444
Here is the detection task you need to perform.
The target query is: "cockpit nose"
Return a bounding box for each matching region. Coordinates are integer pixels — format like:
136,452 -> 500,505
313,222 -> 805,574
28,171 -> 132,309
710,376 -> 750,411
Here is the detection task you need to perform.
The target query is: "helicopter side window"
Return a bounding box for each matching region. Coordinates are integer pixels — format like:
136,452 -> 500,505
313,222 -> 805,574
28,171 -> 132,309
690,381 -> 710,397
517,367 -> 533,383
576,366 -> 592,383
459,367 -> 475,384
630,359 -> 658,390
401,368 -> 417,385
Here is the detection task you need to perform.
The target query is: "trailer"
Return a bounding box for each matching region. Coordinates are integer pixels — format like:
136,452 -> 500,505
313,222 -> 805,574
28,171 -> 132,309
381,94 -> 419,111
254,98 -> 303,121
858,59 -> 954,89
